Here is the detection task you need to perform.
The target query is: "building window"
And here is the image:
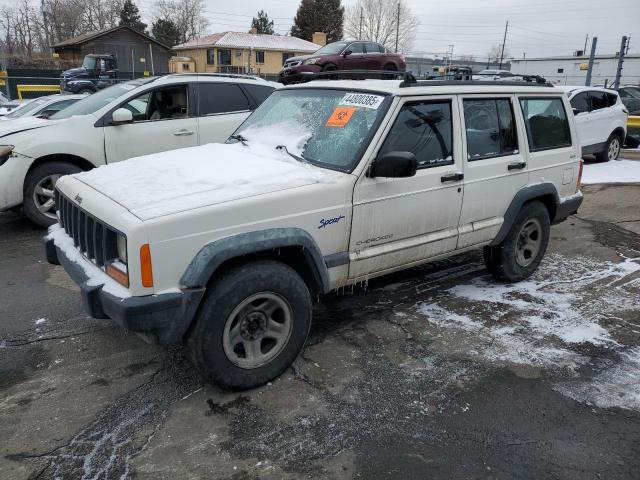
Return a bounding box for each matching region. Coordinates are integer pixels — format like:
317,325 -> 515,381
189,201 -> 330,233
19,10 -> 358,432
557,68 -> 564,73
282,52 -> 295,64
206,49 -> 215,65
255,50 -> 265,64
218,49 -> 232,65
182,63 -> 190,71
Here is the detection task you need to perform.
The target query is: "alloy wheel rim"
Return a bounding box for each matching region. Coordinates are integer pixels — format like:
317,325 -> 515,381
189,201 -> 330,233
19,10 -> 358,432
222,292 -> 293,369
32,174 -> 60,219
515,218 -> 542,267
608,138 -> 620,161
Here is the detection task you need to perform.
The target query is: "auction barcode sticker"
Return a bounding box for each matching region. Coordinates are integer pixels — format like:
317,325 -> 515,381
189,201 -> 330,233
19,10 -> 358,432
339,93 -> 385,109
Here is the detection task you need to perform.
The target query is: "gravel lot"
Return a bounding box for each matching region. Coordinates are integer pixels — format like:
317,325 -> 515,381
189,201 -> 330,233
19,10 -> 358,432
2,183 -> 640,480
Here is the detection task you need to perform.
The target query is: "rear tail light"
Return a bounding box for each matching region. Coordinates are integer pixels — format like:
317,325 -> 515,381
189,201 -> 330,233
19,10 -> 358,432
576,158 -> 584,192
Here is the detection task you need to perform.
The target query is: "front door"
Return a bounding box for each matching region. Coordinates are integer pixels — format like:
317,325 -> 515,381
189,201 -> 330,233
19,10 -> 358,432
350,96 -> 464,279
104,84 -> 198,163
338,42 -> 366,70
457,95 -> 529,248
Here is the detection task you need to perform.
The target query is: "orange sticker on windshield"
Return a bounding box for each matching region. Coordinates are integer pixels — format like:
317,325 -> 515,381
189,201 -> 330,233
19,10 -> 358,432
326,107 -> 355,128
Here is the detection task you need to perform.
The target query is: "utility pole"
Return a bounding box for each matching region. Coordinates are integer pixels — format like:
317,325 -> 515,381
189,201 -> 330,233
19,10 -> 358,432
395,1 -> 400,53
358,7 -> 363,40
583,34 -> 588,55
499,20 -> 508,69
585,36 -> 597,86
613,35 -> 628,89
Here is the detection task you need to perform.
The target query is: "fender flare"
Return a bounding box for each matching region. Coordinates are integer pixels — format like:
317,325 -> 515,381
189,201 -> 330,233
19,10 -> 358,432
180,228 -> 331,293
489,182 -> 559,246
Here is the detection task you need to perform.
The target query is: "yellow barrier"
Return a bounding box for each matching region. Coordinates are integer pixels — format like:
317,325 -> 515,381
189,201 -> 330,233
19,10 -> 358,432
16,84 -> 60,100
629,116 -> 640,129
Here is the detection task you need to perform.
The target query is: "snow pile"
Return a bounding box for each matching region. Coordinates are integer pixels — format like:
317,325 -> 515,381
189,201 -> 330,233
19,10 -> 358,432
582,158 -> 640,184
74,136 -> 338,220
46,224 -> 131,298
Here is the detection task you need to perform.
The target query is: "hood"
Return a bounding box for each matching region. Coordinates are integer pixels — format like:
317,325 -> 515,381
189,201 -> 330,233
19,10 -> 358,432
286,54 -> 313,63
73,141 -> 341,221
0,116 -> 55,139
62,67 -> 88,78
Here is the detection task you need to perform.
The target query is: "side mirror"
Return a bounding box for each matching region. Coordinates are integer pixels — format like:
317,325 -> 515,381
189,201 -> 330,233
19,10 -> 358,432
343,49 -> 352,57
112,108 -> 133,125
368,151 -> 417,178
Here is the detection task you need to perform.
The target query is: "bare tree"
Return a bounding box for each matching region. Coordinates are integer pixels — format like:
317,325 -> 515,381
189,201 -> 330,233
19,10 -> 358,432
487,44 -> 509,65
344,0 -> 418,53
153,0 -> 208,44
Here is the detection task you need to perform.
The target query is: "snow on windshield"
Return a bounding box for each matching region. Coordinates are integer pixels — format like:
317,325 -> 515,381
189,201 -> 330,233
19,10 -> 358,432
74,141 -> 339,220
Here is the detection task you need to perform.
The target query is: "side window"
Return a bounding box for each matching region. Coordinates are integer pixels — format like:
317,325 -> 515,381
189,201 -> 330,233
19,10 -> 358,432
349,43 -> 365,54
590,91 -> 608,110
121,91 -> 151,121
519,97 -> 572,151
606,92 -> 618,107
120,86 -> 189,122
197,83 -> 250,115
242,84 -> 275,107
365,42 -> 380,54
463,99 -> 517,160
379,101 -> 453,169
570,92 -> 590,113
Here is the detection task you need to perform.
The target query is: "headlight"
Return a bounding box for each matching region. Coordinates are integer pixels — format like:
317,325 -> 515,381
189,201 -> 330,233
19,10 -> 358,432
303,58 -> 318,65
116,234 -> 127,263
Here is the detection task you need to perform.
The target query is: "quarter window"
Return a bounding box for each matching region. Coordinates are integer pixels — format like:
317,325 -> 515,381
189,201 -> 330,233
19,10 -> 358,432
590,91 -> 608,110
379,101 -> 453,169
242,84 -> 275,106
519,98 -> 572,151
197,83 -> 250,115
463,99 -> 518,160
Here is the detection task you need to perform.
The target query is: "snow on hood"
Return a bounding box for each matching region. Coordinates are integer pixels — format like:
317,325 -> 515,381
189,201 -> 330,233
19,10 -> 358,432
0,116 -> 53,138
73,137 -> 340,221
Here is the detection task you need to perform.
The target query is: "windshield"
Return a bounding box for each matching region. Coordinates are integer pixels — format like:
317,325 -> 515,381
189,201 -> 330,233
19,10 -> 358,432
621,87 -> 640,99
314,42 -> 349,56
5,99 -> 45,118
233,88 -> 390,172
82,57 -> 97,70
51,83 -> 140,119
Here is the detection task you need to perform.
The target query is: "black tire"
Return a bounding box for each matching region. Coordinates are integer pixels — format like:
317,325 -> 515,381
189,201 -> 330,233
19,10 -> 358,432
484,201 -> 550,282
187,260 -> 312,391
321,63 -> 338,80
23,161 -> 82,228
595,133 -> 622,163
383,63 -> 398,79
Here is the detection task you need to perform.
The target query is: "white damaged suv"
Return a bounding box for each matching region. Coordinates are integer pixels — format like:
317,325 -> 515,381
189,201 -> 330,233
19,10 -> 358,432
45,78 -> 584,390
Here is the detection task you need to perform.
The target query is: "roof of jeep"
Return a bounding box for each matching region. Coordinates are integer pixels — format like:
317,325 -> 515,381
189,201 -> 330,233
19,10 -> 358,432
284,79 -> 562,96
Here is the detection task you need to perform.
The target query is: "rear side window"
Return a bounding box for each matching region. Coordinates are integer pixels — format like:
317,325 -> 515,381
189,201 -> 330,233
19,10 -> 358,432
349,43 -> 365,54
519,98 -> 572,151
365,42 -> 380,53
197,83 -> 250,116
606,92 -> 618,107
570,92 -> 590,113
590,91 -> 608,110
242,84 -> 275,107
463,99 -> 518,160
379,100 -> 453,169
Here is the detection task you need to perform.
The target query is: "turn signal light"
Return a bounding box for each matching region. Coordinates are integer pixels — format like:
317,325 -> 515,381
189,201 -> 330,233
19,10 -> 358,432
106,263 -> 129,287
140,243 -> 154,288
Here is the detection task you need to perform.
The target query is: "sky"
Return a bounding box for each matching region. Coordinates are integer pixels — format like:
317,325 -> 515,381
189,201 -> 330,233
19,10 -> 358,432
133,0 -> 639,60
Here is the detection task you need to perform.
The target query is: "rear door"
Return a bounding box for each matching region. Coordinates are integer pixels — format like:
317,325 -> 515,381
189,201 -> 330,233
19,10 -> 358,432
457,95 -> 528,248
588,90 -> 613,146
568,91 -> 593,150
350,96 -> 464,278
364,42 -> 384,70
104,83 -> 198,163
194,82 -> 252,144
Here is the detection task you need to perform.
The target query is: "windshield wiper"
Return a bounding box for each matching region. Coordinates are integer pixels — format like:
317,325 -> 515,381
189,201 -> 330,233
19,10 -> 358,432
276,145 -> 305,162
228,134 -> 248,146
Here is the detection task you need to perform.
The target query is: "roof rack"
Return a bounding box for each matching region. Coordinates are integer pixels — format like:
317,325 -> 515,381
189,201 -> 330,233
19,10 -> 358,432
165,72 -> 265,81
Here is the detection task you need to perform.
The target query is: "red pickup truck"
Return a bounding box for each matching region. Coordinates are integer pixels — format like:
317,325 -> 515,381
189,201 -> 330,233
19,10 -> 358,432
278,40 -> 406,84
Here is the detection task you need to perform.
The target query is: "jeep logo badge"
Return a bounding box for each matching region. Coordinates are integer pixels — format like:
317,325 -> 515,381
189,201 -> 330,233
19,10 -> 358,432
74,194 -> 83,204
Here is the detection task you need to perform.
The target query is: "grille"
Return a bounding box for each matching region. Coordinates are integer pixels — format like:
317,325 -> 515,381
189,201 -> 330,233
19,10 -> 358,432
54,189 -> 118,267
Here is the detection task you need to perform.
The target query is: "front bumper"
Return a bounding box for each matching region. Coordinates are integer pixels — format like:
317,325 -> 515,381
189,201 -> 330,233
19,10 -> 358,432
278,65 -> 321,84
45,238 -> 205,344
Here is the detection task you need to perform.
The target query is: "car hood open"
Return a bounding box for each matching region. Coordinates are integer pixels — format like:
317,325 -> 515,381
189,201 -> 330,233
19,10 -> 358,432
74,142 -> 341,221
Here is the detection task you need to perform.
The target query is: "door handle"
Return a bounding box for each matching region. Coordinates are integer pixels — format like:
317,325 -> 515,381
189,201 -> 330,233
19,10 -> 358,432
174,129 -> 194,136
441,172 -> 464,183
507,161 -> 527,171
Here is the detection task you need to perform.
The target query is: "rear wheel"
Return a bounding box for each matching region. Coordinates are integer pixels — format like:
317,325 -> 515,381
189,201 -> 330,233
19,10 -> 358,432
383,64 -> 398,79
484,201 -> 550,282
23,161 -> 81,227
595,133 -> 622,162
187,260 -> 312,390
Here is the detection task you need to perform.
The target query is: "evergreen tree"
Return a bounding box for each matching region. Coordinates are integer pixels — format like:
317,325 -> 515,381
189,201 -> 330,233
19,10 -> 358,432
151,18 -> 181,47
291,0 -> 343,43
119,0 -> 147,33
251,10 -> 274,35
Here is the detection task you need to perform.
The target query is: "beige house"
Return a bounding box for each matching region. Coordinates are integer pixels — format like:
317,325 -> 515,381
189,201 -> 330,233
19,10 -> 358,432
172,31 -> 325,77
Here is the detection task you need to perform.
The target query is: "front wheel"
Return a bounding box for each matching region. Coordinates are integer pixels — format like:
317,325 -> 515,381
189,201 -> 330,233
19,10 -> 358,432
23,161 -> 81,228
187,260 -> 312,390
484,201 -> 550,282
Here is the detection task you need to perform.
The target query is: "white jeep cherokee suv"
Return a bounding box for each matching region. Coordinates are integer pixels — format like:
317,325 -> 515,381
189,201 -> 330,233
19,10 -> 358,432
559,86 -> 628,162
0,74 -> 278,227
45,78 -> 584,390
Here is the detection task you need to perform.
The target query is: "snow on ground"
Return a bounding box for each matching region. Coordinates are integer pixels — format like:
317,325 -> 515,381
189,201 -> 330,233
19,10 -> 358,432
71,123 -> 338,220
415,254 -> 640,410
582,158 -> 640,184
